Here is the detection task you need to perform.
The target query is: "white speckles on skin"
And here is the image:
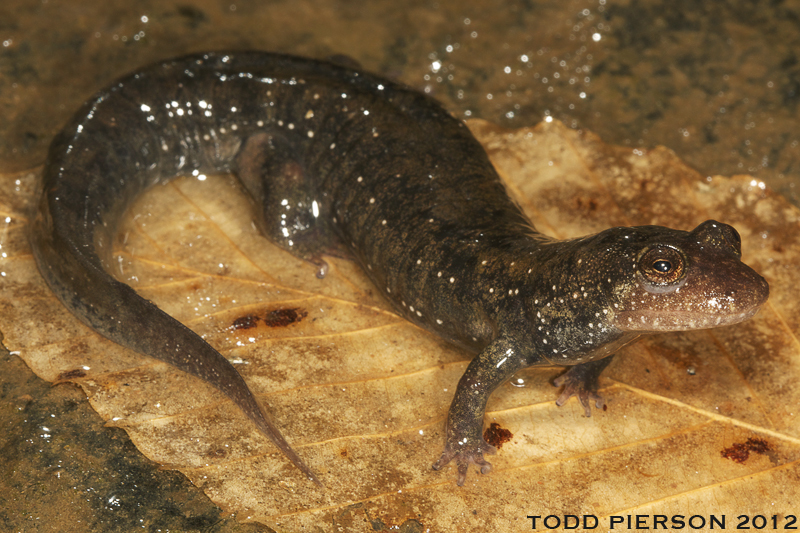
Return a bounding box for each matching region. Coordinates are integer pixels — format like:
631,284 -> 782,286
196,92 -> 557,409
401,301 -> 407,307
428,218 -> 434,223
357,176 -> 363,183
330,143 -> 336,149
386,287 -> 391,293
482,260 -> 487,265
528,268 -> 532,274
436,319 -> 443,325
416,310 -> 422,317
437,271 -> 442,277
577,259 -> 582,265
543,339 -> 548,344
307,131 -> 314,138
313,93 -> 320,100
367,264 -> 372,270
416,259 -> 422,265
369,198 -> 375,204
449,277 -> 455,283
489,288 -> 494,293
572,292 -> 579,299
409,305 -> 415,312
508,289 -> 513,296
381,219 -> 387,225
514,289 -> 519,295
305,110 -> 314,119
287,123 -> 295,130
552,285 -> 556,291
257,120 -> 264,127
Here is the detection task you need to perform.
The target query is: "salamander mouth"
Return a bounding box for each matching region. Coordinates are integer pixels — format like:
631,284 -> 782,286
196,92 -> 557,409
613,306 -> 763,332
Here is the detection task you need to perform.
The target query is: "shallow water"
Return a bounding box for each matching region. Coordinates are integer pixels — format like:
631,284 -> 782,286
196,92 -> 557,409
1,0 -> 797,530
2,0 -> 798,200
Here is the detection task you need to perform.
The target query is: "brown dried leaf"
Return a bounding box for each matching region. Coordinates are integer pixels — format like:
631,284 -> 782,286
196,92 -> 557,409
1,119 -> 798,530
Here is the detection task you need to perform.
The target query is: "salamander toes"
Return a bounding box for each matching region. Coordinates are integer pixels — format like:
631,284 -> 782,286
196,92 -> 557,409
433,441 -> 495,485
554,367 -> 607,417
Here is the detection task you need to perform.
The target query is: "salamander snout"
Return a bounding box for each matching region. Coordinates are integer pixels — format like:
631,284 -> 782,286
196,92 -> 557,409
613,220 -> 769,332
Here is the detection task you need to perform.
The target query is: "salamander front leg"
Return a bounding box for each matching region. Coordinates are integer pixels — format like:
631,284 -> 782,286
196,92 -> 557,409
553,356 -> 614,417
433,336 -> 534,485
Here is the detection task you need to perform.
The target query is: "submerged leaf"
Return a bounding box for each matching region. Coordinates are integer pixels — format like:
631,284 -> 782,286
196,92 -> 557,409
1,119 -> 798,530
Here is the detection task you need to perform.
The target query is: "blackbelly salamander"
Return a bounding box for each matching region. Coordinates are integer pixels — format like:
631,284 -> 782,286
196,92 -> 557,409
30,52 -> 769,486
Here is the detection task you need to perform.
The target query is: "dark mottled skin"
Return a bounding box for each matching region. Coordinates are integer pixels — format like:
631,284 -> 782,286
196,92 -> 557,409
30,52 -> 770,487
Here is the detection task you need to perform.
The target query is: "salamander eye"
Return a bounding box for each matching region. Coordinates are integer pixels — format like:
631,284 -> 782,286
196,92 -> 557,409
639,246 -> 686,286
653,259 -> 672,273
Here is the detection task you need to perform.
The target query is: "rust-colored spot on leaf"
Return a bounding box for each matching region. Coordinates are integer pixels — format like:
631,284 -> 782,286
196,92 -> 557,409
264,307 -> 308,328
483,422 -> 513,449
720,437 -> 770,464
231,308 -> 308,331
232,314 -> 260,330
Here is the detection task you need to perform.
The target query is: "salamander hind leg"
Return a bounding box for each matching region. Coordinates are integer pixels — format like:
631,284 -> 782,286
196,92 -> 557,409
553,356 -> 614,417
234,132 -> 347,278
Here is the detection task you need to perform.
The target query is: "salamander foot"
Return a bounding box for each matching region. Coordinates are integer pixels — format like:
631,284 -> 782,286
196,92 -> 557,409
553,362 -> 609,417
432,439 -> 496,486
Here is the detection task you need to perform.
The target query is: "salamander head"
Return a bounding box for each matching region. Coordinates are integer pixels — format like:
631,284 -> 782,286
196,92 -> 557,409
597,220 -> 769,332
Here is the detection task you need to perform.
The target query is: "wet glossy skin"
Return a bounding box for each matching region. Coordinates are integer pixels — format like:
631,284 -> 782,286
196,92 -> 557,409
30,52 -> 770,487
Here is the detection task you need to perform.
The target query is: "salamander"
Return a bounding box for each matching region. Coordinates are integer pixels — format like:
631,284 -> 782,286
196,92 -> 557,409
30,51 -> 770,487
